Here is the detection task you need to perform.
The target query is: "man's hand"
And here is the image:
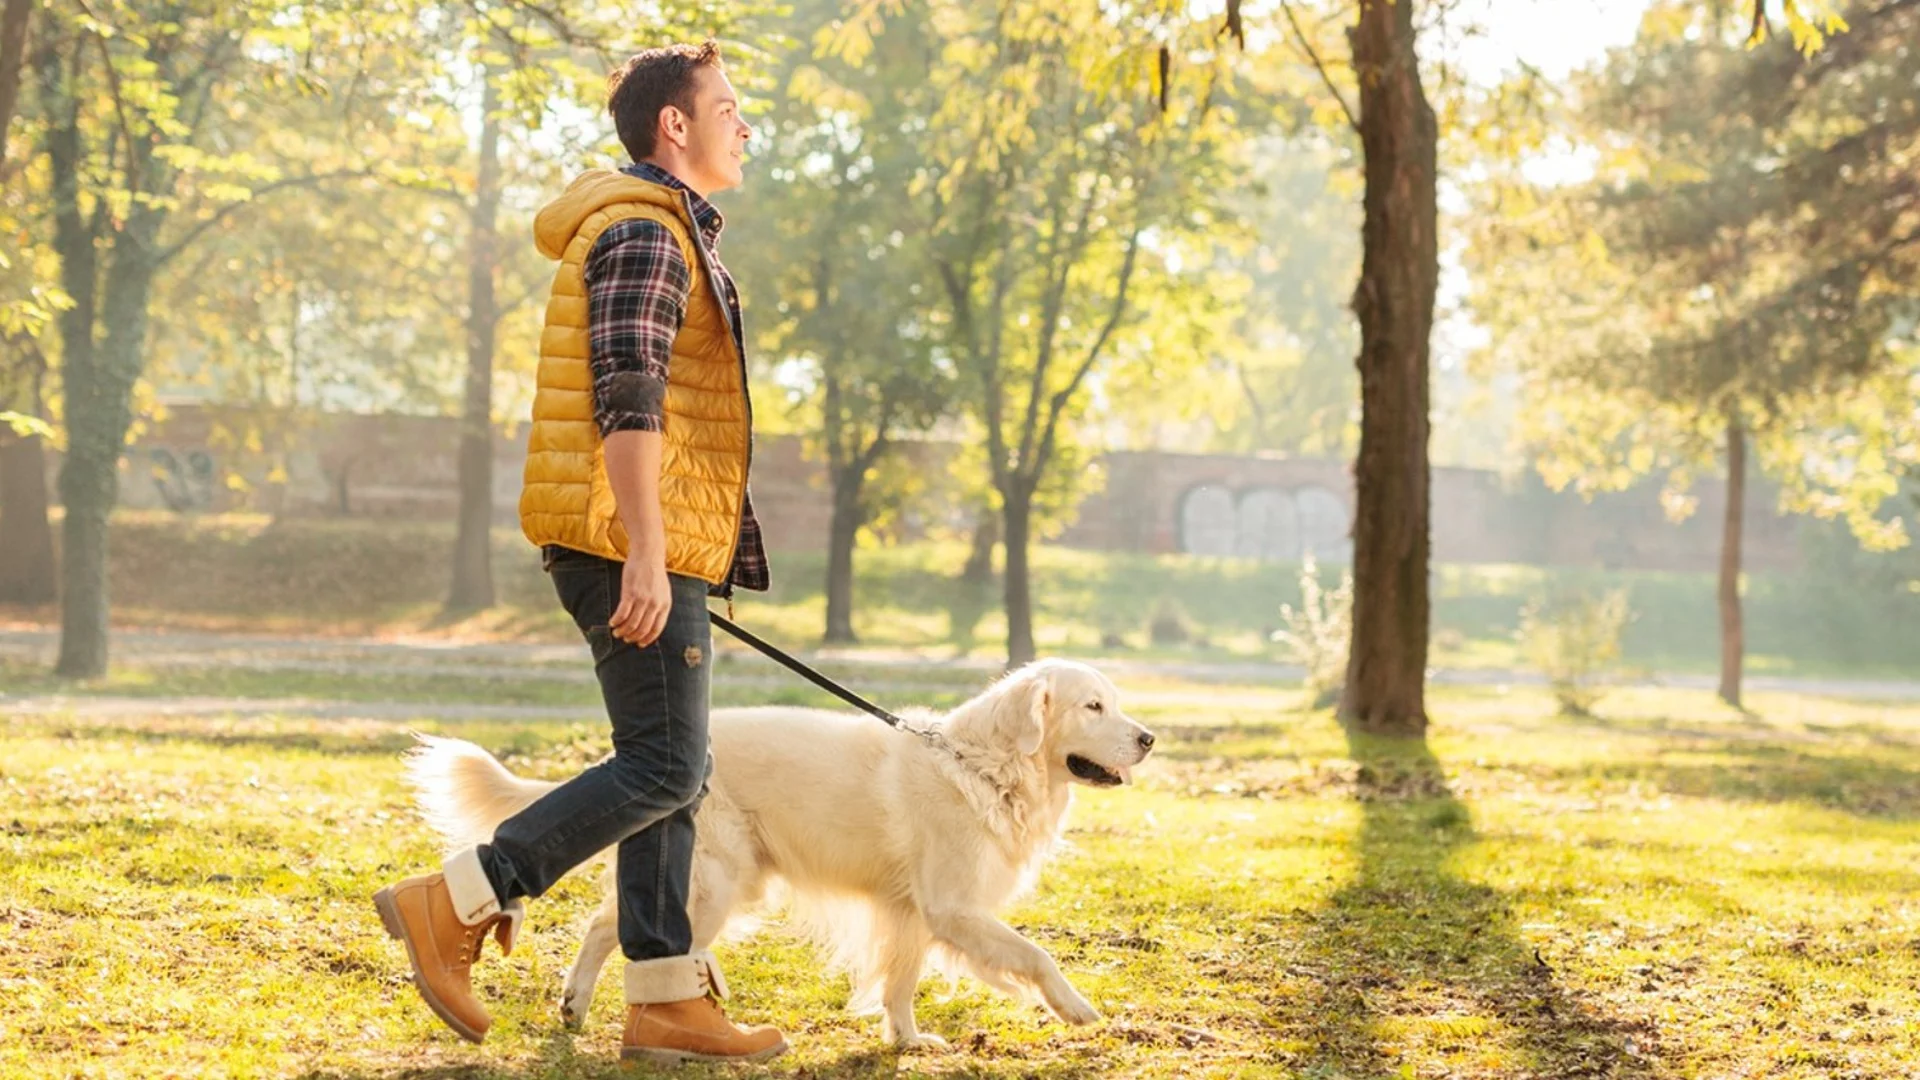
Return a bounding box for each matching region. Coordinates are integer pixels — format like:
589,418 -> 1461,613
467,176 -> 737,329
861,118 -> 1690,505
610,554 -> 672,646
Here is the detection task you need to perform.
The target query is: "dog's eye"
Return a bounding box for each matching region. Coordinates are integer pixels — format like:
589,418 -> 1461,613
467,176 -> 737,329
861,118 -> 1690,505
1087,701 -> 1104,712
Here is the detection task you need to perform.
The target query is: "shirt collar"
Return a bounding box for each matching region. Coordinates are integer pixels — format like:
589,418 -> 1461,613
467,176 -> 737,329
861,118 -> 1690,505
624,161 -> 724,241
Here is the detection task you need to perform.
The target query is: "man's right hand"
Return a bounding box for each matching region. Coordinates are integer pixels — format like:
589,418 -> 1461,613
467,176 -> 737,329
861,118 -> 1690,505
610,555 -> 672,646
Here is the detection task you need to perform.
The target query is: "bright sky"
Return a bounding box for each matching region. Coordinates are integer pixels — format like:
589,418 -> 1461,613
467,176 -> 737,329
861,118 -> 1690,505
1445,0 -> 1654,84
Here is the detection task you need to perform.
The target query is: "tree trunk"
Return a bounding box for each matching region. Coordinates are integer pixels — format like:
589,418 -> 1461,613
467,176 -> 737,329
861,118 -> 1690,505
823,468 -> 863,644
1718,413 -> 1746,709
58,231 -> 158,677
0,0 -> 31,173
0,363 -> 55,605
961,506 -> 998,585
1002,489 -> 1035,668
1338,0 -> 1438,736
446,66 -> 502,615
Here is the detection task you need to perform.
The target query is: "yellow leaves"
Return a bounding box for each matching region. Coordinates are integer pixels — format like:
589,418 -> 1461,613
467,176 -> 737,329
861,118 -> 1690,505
813,1 -> 903,67
1577,228 -> 1609,268
1748,0 -> 1852,56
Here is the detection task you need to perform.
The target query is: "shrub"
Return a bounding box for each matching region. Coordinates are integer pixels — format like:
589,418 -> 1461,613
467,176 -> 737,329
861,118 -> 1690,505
1516,587 -> 1633,716
1271,556 -> 1353,709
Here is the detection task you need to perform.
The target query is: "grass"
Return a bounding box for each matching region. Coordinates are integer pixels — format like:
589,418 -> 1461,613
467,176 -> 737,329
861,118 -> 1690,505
4,510 -> 1916,680
6,664 -> 1920,1078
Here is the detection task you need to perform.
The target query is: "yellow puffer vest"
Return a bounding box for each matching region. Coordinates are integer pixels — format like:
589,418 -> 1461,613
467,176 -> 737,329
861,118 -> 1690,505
520,170 -> 750,584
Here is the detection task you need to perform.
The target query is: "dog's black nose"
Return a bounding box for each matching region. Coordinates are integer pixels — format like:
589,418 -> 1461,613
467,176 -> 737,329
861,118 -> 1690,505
1138,731 -> 1155,752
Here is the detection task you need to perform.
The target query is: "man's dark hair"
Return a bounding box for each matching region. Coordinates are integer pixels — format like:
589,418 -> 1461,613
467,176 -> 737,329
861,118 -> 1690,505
607,41 -> 725,162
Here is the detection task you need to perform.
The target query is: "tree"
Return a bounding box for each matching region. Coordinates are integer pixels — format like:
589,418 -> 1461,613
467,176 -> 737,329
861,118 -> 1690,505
30,0 -> 398,675
1334,0 -> 1438,733
910,2 -> 1241,666
731,4 -> 955,644
0,0 -> 54,606
1467,0 -> 1913,708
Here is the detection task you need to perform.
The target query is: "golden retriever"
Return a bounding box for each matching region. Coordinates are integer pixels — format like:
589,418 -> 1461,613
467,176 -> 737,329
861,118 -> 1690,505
401,658 -> 1155,1048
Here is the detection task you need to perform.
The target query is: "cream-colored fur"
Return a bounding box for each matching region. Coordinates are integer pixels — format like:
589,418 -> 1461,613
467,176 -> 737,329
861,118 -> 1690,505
402,658 -> 1155,1049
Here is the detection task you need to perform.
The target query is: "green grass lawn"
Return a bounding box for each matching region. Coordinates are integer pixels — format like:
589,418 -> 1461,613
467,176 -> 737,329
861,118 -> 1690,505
5,668 -> 1919,1078
7,510 -> 1915,680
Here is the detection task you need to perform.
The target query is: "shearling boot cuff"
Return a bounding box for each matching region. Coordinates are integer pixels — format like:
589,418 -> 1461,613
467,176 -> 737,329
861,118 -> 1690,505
441,847 -> 505,926
625,950 -> 731,1005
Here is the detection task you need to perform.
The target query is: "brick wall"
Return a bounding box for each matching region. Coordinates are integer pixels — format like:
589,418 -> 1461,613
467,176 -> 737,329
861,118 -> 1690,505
75,406 -> 1800,572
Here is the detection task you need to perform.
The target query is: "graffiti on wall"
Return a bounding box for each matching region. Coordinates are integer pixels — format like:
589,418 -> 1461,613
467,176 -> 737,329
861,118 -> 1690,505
1178,483 -> 1351,562
144,447 -> 216,512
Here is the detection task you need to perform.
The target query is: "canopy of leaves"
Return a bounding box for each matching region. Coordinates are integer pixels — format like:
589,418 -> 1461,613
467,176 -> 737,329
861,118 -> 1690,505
1467,0 -> 1919,547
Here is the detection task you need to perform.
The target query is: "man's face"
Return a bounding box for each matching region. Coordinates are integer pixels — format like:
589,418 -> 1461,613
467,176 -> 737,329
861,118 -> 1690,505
671,65 -> 751,196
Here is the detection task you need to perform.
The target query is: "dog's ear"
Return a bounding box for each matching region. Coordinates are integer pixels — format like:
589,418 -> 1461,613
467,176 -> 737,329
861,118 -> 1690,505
1015,673 -> 1050,756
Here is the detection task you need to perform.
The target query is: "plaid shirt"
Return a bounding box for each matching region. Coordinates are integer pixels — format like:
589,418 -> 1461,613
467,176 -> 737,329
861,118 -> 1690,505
581,161 -> 768,594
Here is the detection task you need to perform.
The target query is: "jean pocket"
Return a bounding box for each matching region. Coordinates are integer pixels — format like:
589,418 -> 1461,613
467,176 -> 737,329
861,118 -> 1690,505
552,559 -> 615,637
584,624 -> 618,665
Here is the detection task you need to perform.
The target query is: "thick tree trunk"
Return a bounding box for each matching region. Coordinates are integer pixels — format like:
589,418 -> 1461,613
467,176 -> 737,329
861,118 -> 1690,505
961,506 -> 998,585
0,368 -> 55,605
1718,414 -> 1746,709
446,68 -> 502,615
1338,0 -> 1438,736
823,469 -> 863,644
0,0 -> 31,172
1002,489 -> 1035,668
58,234 -> 157,677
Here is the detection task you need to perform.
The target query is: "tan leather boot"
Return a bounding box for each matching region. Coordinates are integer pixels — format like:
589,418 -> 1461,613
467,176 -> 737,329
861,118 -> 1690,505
620,951 -> 788,1064
372,848 -> 524,1044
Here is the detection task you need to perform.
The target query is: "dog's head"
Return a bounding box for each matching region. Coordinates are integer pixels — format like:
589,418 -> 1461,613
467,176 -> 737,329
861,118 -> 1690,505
993,659 -> 1155,788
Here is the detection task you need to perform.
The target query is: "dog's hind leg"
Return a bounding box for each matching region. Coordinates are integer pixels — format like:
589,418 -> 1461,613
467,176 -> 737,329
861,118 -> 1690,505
687,852 -> 741,951
874,909 -> 944,1051
924,910 -> 1099,1026
559,889 -> 619,1030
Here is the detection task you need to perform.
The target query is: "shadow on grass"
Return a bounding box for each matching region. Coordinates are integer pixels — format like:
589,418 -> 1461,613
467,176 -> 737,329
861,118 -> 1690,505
1289,731 -> 1653,1078
1553,715 -> 1920,820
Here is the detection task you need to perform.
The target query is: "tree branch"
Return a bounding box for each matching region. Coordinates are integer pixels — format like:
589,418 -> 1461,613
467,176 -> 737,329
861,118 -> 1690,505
1032,225 -> 1142,480
154,169 -> 375,265
1280,0 -> 1359,133
1018,153 -> 1097,476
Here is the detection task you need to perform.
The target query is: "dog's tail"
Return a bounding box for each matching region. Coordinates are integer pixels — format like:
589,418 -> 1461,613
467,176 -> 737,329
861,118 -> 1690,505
403,734 -> 557,851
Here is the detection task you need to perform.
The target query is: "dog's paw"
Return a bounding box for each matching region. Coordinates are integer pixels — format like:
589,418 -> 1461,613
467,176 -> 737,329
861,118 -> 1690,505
558,990 -> 586,1031
1049,990 -> 1101,1026
894,1033 -> 950,1053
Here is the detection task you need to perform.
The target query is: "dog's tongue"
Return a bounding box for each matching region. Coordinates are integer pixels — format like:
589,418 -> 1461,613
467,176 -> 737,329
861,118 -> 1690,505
1115,765 -> 1132,784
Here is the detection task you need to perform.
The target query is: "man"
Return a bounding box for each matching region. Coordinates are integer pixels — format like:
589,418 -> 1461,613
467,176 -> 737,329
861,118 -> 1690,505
373,42 -> 786,1065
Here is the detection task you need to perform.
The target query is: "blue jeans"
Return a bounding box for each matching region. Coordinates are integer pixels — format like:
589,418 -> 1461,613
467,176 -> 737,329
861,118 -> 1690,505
477,547 -> 713,961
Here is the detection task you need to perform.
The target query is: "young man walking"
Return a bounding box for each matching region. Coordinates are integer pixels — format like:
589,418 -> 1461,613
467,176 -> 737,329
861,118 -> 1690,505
373,42 -> 785,1065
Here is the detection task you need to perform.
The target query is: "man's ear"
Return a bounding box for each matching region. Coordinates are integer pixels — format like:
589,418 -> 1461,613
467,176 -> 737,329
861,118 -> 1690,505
657,105 -> 689,150
1015,673 -> 1049,757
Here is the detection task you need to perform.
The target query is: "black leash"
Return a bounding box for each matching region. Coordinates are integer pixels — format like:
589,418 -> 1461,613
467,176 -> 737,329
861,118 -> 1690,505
709,610 -> 912,730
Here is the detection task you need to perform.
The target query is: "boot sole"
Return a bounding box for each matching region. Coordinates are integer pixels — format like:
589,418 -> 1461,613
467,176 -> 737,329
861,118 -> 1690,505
373,886 -> 487,1045
620,1039 -> 789,1065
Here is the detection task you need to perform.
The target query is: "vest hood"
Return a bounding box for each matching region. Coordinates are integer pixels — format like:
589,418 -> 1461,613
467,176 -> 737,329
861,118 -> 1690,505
533,169 -> 687,260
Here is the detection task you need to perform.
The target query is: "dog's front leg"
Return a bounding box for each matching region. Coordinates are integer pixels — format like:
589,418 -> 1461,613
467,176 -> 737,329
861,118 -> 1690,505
924,910 -> 1099,1026
560,891 -> 620,1030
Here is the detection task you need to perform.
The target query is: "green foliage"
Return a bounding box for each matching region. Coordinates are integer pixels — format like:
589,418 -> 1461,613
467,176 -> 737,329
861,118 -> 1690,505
0,409 -> 49,437
1515,586 -> 1633,716
1199,137 -> 1361,458
729,0 -> 956,528
1468,0 -> 1920,542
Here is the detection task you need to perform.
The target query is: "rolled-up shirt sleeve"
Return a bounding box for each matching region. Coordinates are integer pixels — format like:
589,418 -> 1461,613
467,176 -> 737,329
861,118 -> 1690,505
582,219 -> 690,436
